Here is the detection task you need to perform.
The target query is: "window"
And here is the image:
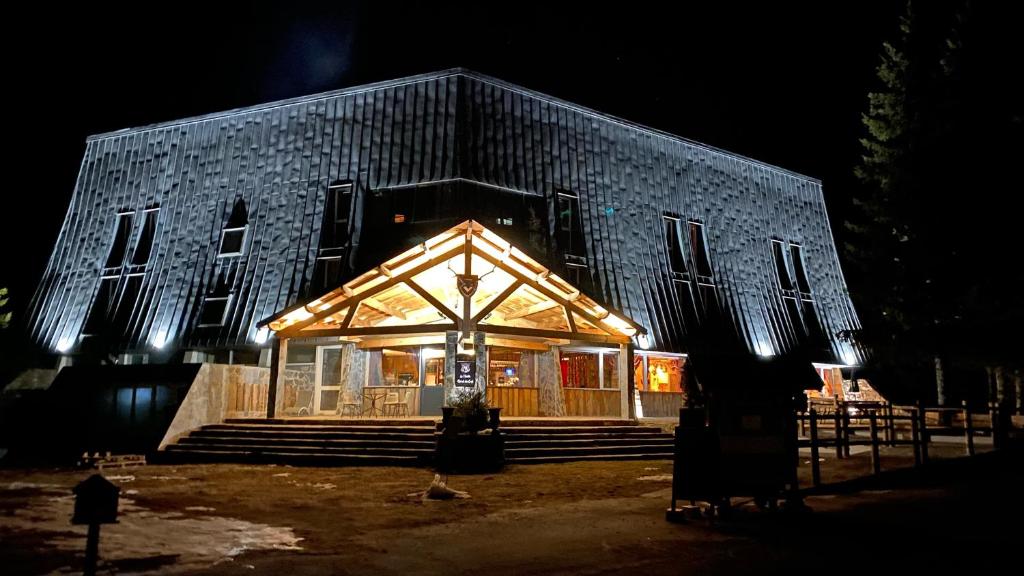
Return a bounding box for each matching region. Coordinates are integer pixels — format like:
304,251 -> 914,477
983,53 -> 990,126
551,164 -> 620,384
198,295 -> 232,327
560,350 -> 600,388
771,239 -> 795,293
130,208 -> 158,266
104,212 -> 134,269
313,183 -> 353,292
663,215 -> 688,281
83,277 -> 118,335
790,244 -> 812,299
218,197 -> 249,257
199,271 -> 233,327
688,221 -> 713,284
564,262 -> 588,286
218,227 -> 246,256
323,183 -> 353,249
556,191 -> 585,258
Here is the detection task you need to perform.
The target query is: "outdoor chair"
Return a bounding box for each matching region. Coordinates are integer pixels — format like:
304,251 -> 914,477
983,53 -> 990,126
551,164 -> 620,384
383,391 -> 409,417
339,392 -> 361,417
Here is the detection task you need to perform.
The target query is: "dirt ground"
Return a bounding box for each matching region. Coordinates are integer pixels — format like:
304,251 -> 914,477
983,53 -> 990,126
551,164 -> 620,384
2,441 -> 1021,575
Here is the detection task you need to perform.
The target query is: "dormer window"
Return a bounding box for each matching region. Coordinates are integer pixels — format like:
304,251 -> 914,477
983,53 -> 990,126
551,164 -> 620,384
198,271 -> 233,327
663,214 -> 689,282
688,221 -> 714,285
771,239 -> 795,295
130,208 -> 159,266
218,197 -> 249,257
104,212 -> 134,270
790,244 -> 812,299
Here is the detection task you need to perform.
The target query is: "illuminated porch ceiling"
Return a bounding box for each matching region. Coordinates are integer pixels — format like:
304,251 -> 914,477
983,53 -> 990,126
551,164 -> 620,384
261,220 -> 644,344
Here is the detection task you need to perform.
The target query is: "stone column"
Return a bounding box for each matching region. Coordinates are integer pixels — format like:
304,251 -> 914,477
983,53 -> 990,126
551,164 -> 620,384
443,330 -> 458,406
339,343 -> 367,402
474,331 -> 487,401
538,346 -> 566,417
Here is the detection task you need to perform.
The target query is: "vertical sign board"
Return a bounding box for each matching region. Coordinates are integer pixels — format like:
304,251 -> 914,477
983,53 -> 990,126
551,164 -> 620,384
455,355 -> 476,387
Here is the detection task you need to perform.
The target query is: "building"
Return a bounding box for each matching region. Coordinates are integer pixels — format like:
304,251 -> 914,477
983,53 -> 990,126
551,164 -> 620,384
25,69 -> 864,423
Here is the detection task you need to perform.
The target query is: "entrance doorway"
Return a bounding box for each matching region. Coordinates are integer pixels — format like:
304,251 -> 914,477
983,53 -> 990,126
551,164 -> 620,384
314,345 -> 343,415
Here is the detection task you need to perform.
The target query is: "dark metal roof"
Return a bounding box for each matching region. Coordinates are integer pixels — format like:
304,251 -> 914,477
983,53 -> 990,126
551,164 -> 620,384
30,70 -> 862,364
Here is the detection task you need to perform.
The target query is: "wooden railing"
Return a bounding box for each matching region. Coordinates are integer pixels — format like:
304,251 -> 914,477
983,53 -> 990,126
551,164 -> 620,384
638,391 -> 684,417
563,388 -> 621,417
486,386 -> 540,416
796,400 -> 1012,488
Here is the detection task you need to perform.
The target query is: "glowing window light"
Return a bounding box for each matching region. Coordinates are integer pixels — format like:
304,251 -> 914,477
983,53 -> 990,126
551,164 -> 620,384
636,333 -> 651,350
254,328 -> 270,345
842,348 -> 858,367
55,336 -> 75,353
152,331 -> 171,349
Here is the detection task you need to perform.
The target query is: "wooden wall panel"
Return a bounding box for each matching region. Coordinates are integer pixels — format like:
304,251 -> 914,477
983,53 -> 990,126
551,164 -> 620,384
563,388 -> 622,417
486,386 -> 540,417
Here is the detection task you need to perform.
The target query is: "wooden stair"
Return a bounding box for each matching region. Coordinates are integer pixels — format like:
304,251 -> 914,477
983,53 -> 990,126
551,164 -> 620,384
501,423 -> 674,464
159,419 -> 675,466
159,419 -> 437,466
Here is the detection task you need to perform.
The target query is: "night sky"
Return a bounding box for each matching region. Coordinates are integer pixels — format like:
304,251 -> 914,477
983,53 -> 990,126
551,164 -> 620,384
2,1 -> 904,321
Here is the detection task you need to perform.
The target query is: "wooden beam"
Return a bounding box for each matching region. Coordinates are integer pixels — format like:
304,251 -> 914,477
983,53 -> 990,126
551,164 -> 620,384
471,280 -> 522,323
291,324 -> 458,339
484,336 -> 551,351
356,335 -> 446,349
564,306 -> 577,332
405,279 -> 462,328
479,323 -> 631,344
361,296 -> 406,320
277,243 -> 465,337
474,249 -> 627,337
341,304 -> 357,329
505,299 -> 559,320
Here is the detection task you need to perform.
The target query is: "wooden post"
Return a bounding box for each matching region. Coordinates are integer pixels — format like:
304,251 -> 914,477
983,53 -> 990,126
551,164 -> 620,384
809,407 -> 821,487
869,409 -> 880,476
962,400 -> 975,457
266,337 -> 286,418
83,523 -> 100,576
833,406 -> 843,460
884,401 -> 892,446
618,343 -> 631,419
841,402 -> 851,458
911,407 -> 922,467
917,400 -> 929,464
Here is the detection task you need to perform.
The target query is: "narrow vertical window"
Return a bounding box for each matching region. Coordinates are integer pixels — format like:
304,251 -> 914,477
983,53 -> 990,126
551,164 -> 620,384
324,183 -> 353,249
790,244 -> 812,298
688,221 -> 713,283
314,182 -> 354,292
218,197 -> 249,257
105,212 -> 134,269
130,208 -> 159,266
771,239 -> 794,293
556,191 -> 585,259
83,277 -> 118,335
663,215 -> 688,280
199,272 -> 233,327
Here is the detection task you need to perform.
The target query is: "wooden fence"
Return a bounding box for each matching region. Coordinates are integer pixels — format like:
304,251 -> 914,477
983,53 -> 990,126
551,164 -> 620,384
639,391 -> 685,417
798,400 -> 1012,488
487,386 -> 540,416
563,388 -> 621,417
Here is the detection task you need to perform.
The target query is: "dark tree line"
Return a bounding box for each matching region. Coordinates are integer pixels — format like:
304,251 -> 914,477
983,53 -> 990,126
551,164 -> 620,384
846,1 -> 1024,406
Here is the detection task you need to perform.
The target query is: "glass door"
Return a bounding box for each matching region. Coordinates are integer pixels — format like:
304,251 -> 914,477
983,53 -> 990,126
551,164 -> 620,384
314,346 -> 343,415
419,346 -> 446,416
